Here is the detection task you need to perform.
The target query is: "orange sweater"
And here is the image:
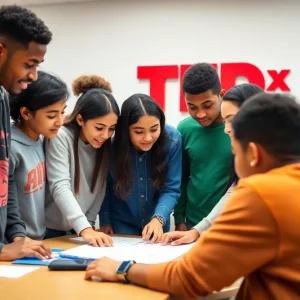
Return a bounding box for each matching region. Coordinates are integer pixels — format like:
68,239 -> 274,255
147,164 -> 300,299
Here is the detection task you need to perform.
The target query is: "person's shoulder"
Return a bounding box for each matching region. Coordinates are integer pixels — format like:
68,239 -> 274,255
177,116 -> 198,133
164,124 -> 181,145
48,126 -> 74,149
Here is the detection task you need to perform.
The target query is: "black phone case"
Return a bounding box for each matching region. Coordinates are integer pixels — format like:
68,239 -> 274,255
48,259 -> 94,271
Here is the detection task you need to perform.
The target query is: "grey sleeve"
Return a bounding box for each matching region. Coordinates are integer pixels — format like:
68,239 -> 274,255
0,243 -> 4,254
193,185 -> 234,233
5,158 -> 26,242
46,135 -> 91,234
85,183 -> 106,226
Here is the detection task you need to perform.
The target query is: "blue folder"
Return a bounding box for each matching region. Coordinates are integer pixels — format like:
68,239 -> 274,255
11,248 -> 72,266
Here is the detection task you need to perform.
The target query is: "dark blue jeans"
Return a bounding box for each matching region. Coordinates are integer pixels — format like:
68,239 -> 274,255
44,228 -> 76,239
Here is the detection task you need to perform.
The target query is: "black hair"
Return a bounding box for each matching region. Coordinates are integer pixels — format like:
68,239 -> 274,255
64,75 -> 120,195
113,93 -> 167,199
182,63 -> 221,95
223,83 -> 266,189
233,93 -> 300,159
9,70 -> 69,123
223,83 -> 264,107
0,5 -> 52,46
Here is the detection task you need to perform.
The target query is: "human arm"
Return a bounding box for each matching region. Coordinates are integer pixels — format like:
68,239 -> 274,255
193,185 -> 234,233
142,134 -> 182,242
46,134 -> 112,246
86,181 -> 278,299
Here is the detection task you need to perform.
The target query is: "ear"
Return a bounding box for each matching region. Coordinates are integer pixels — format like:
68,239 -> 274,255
0,43 -> 7,63
247,142 -> 260,167
220,89 -> 226,97
20,107 -> 32,121
76,114 -> 83,126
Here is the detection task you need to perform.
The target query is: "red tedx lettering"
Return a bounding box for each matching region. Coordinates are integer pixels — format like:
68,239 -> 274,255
137,63 -> 291,112
137,65 -> 178,110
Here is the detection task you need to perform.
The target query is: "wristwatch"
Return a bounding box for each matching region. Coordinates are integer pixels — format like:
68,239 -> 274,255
152,215 -> 166,226
116,260 -> 136,283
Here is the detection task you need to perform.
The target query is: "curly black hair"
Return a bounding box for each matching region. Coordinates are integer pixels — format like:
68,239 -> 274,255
0,5 -> 52,46
182,62 -> 221,95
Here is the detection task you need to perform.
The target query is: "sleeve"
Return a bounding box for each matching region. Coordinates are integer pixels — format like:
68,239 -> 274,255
46,134 -> 91,234
173,136 -> 189,224
5,154 -> 26,242
152,134 -> 182,223
99,172 -> 113,226
86,181 -> 106,226
193,185 -> 234,233
147,181 -> 279,299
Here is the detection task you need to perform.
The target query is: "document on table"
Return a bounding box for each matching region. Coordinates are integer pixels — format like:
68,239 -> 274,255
70,236 -> 143,247
0,265 -> 39,278
60,242 -> 196,264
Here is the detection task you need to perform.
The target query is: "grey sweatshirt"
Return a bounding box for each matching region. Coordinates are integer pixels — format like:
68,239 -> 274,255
0,87 -> 26,254
193,185 -> 234,233
10,124 -> 46,240
45,126 -> 106,234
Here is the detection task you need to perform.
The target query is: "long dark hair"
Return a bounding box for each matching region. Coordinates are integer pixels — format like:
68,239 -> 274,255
63,75 -> 119,195
223,83 -> 265,188
114,94 -> 167,199
10,70 -> 69,123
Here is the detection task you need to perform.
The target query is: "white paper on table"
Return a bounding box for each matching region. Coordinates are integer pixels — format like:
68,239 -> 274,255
60,242 -> 196,264
70,236 -> 143,247
0,265 -> 39,278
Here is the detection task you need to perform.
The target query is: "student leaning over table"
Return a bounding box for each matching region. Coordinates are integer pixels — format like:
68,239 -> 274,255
45,75 -> 119,247
167,83 -> 265,246
85,93 -> 300,300
9,70 -> 68,241
99,94 -> 181,243
0,5 -> 52,261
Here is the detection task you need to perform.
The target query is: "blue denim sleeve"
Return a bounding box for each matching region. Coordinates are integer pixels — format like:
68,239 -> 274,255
153,134 -> 182,223
99,171 -> 113,226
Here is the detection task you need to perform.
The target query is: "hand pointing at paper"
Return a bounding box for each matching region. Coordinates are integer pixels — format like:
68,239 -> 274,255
80,228 -> 113,247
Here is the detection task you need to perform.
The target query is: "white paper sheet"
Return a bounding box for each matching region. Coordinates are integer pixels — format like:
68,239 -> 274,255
60,242 -> 196,264
70,236 -> 143,247
0,265 -> 39,278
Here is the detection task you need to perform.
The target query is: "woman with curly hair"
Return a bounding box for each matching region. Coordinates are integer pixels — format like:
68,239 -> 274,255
45,75 -> 119,247
99,94 -> 182,243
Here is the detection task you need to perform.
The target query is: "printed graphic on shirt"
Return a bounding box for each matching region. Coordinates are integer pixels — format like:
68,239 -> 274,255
0,159 -> 8,207
24,161 -> 46,195
0,130 -> 9,155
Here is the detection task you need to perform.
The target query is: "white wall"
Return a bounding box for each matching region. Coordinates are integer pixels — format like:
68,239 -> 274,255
28,0 -> 300,127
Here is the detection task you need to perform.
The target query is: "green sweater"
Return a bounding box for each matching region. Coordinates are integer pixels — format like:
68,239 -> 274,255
174,116 -> 232,225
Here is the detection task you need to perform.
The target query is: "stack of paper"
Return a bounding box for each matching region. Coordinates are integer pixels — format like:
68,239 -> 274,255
60,237 -> 196,264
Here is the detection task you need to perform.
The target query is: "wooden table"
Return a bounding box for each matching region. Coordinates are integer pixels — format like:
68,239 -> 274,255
0,236 -> 241,300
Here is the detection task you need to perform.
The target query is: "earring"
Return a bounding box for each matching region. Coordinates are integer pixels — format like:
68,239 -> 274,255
250,161 -> 255,167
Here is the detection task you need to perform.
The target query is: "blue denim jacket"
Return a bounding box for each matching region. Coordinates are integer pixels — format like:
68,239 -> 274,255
99,124 -> 182,234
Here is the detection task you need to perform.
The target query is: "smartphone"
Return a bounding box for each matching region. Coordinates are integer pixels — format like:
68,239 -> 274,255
48,259 -> 94,271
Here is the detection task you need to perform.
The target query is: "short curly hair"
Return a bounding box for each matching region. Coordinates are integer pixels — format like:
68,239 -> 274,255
182,63 -> 221,95
0,5 -> 52,46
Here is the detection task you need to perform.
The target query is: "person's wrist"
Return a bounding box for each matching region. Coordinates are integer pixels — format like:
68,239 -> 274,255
80,227 -> 93,237
13,236 -> 25,242
190,228 -> 200,240
152,215 -> 165,226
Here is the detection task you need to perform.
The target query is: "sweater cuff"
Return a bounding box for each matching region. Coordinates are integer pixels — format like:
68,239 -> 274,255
0,243 -> 4,254
193,218 -> 211,233
6,225 -> 27,243
73,217 -> 91,235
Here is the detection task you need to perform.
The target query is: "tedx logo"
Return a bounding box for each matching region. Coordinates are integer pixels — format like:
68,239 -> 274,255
137,63 -> 291,112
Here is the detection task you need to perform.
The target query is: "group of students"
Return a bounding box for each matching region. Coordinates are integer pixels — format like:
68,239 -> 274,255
1,4 -> 300,300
